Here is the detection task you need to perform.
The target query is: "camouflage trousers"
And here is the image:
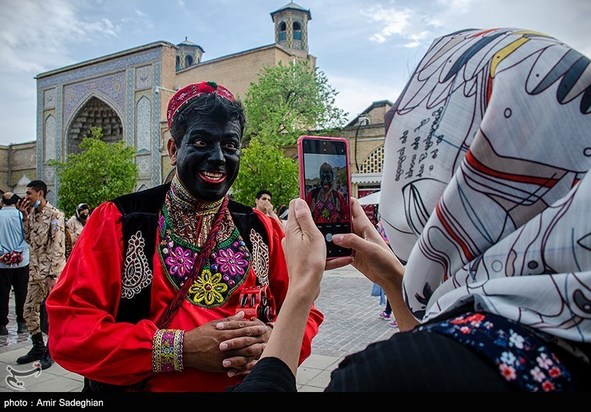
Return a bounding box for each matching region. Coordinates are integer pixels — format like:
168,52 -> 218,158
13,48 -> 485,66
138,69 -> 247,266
23,279 -> 49,336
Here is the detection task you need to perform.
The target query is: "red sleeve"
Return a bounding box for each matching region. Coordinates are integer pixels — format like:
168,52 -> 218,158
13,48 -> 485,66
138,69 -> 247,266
252,209 -> 324,365
338,191 -> 350,222
46,202 -> 157,386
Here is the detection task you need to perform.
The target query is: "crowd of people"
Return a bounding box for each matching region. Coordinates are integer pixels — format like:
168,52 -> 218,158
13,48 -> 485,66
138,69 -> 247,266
0,182 -> 89,371
2,27 -> 589,393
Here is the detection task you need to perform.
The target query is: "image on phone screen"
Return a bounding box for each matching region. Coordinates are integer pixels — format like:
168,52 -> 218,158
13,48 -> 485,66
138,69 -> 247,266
300,138 -> 352,258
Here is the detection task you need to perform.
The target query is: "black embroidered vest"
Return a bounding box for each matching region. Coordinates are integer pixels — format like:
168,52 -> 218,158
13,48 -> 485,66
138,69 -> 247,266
82,183 -> 270,392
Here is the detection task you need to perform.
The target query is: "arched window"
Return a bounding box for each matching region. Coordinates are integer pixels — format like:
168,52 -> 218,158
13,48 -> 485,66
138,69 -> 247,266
176,56 -> 181,71
185,55 -> 193,67
279,21 -> 287,41
293,21 -> 302,40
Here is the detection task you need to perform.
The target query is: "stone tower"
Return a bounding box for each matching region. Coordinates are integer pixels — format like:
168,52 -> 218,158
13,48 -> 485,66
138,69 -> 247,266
270,2 -> 312,53
176,37 -> 204,71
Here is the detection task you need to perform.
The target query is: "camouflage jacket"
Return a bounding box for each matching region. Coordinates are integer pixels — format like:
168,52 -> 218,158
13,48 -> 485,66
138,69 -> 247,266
23,202 -> 66,280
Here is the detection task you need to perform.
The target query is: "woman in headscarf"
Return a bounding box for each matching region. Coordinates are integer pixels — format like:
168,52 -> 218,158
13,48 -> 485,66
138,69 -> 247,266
227,28 -> 591,392
66,203 -> 90,246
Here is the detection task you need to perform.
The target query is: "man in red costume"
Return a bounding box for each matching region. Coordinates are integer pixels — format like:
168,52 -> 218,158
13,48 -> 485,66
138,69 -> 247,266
46,81 -> 323,392
305,162 -> 349,223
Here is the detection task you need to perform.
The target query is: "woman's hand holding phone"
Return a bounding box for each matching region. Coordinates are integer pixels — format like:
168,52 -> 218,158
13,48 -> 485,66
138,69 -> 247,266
282,198 -> 327,294
297,135 -> 353,260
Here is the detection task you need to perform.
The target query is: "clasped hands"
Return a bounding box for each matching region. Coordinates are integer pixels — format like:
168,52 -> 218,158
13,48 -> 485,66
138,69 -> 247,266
183,197 -> 410,378
183,311 -> 270,377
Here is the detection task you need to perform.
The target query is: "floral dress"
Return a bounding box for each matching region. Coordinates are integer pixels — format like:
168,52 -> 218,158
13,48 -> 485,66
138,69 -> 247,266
418,312 -> 572,391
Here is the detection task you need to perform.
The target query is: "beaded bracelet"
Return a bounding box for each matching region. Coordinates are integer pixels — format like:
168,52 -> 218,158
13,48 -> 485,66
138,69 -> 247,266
152,329 -> 184,373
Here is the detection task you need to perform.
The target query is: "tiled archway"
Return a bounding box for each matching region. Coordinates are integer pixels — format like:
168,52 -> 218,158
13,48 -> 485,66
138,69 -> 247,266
66,97 -> 123,154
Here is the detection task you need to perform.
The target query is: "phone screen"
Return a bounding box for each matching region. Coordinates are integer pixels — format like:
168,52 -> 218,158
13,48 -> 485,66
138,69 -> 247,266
299,136 -> 352,258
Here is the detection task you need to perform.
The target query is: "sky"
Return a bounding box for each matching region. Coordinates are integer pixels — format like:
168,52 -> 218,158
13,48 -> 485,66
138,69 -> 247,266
0,0 -> 589,146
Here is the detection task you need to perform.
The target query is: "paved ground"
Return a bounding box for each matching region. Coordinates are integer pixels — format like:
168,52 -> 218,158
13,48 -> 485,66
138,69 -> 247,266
0,264 -> 397,393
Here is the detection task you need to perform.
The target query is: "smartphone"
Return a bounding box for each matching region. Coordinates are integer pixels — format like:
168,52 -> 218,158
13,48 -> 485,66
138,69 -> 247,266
297,135 -> 352,259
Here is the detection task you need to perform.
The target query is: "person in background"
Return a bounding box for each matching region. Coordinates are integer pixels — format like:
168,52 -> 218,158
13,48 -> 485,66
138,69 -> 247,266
377,300 -> 397,329
0,192 -> 30,335
66,203 -> 90,246
16,180 -> 66,370
254,189 -> 284,229
46,81 -> 323,392
227,28 -> 591,392
305,162 -> 349,224
375,220 -> 397,328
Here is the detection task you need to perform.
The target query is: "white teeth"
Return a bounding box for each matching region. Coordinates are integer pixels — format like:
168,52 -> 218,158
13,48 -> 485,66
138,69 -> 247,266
200,171 -> 225,183
202,171 -> 223,178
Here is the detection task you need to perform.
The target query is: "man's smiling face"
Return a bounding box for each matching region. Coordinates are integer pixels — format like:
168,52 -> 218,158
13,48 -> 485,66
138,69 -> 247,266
169,113 -> 241,201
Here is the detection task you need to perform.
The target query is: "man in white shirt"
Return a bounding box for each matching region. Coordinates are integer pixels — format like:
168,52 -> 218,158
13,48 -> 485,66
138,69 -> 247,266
0,192 -> 30,335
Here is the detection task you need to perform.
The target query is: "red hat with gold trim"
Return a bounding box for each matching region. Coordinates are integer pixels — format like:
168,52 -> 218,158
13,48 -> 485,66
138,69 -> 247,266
166,81 -> 235,128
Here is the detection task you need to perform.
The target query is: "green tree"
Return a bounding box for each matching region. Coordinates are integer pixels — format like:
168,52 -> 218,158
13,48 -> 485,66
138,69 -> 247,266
232,137 -> 299,209
49,127 -> 139,217
243,60 -> 347,146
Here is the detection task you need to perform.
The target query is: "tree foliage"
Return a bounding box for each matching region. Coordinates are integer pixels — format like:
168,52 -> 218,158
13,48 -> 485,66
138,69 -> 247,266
243,60 -> 347,146
49,127 -> 139,217
232,137 -> 299,209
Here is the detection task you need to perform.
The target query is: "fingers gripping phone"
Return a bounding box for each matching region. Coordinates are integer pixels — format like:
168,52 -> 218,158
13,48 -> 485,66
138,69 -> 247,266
297,135 -> 352,259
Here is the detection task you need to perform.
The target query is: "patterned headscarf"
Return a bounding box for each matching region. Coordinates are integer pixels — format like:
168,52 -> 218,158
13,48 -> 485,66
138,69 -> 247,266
166,81 -> 235,128
380,28 -> 591,342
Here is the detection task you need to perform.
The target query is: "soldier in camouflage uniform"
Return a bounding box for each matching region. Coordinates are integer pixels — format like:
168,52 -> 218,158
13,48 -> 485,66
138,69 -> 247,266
16,180 -> 66,370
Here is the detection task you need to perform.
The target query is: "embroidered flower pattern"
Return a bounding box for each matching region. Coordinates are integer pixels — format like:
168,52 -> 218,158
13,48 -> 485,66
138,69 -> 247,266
159,213 -> 250,307
214,246 -> 248,277
189,269 -> 228,305
316,200 -> 336,221
418,312 -> 572,391
165,246 -> 195,277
